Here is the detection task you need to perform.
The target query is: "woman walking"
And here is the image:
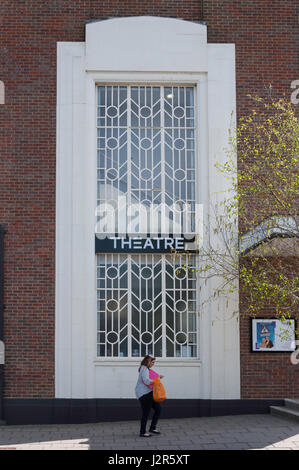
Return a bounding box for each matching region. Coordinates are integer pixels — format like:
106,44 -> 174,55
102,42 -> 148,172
135,355 -> 164,437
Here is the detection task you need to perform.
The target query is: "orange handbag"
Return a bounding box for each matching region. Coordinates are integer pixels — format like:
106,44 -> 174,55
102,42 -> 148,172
152,378 -> 166,402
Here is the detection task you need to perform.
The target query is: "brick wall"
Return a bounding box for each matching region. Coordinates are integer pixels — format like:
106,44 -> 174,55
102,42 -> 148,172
0,1 -> 298,398
241,314 -> 299,399
240,256 -> 299,399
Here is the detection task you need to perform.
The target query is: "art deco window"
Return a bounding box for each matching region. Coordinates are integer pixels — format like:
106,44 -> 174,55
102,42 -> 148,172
96,85 -> 198,358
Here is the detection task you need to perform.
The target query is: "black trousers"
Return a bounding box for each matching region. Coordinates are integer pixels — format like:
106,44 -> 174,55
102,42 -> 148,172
138,391 -> 161,435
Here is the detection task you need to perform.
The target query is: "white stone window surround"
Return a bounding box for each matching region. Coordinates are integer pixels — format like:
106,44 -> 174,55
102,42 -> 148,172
95,83 -> 199,360
56,17 -> 240,399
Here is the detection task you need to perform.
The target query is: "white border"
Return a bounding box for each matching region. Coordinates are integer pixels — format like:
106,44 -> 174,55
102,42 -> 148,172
90,73 -> 203,366
56,18 -> 239,399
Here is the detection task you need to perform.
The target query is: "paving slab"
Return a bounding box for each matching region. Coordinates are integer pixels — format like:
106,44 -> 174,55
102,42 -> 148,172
0,414 -> 298,450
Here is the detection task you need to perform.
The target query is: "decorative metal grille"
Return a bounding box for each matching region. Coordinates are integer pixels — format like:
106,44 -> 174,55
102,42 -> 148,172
96,254 -> 198,358
96,85 -> 198,359
97,85 -> 196,234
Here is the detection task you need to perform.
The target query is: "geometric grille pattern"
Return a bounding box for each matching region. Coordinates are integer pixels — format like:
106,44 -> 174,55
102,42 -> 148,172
96,254 -> 198,358
96,85 -> 198,359
97,85 -> 196,233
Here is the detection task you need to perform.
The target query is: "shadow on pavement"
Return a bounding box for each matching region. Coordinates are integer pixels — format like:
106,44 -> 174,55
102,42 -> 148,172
0,414 -> 298,450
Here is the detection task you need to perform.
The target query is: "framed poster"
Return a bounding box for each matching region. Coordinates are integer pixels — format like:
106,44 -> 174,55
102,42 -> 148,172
251,318 -> 296,352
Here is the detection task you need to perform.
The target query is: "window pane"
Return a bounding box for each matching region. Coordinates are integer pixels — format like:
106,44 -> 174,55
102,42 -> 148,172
96,85 -> 198,359
96,254 -> 198,358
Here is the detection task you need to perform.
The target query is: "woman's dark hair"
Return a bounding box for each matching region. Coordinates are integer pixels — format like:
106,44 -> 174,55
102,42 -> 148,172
138,355 -> 155,372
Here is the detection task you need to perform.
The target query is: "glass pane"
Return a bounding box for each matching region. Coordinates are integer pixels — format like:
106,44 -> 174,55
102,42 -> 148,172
165,255 -> 197,358
96,86 -> 198,359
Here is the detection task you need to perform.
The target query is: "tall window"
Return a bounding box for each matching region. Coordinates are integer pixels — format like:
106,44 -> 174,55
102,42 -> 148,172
96,85 -> 198,358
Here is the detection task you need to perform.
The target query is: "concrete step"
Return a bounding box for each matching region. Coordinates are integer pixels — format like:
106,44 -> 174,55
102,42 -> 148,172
284,399 -> 299,412
270,405 -> 299,423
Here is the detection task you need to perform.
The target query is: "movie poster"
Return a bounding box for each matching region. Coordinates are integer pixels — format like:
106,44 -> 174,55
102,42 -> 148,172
252,319 -> 296,352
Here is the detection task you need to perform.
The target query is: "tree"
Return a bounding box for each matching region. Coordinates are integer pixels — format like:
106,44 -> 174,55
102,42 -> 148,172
180,96 -> 299,336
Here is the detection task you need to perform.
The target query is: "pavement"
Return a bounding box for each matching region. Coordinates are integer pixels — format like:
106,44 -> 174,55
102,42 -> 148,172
0,414 -> 299,450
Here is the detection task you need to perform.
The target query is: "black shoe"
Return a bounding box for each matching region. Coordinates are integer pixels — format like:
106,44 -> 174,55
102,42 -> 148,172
149,429 -> 161,435
140,433 -> 152,437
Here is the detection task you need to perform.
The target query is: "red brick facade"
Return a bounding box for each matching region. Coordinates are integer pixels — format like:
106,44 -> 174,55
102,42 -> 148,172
0,1 -> 298,398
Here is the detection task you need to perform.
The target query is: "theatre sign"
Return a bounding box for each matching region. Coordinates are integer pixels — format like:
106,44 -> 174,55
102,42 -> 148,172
95,200 -> 202,254
95,235 -> 187,253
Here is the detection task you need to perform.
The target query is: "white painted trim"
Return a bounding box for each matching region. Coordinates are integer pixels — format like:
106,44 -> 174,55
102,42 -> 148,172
93,360 -> 202,367
86,16 -> 208,72
206,43 -> 240,399
56,17 -> 239,400
56,42 -> 86,398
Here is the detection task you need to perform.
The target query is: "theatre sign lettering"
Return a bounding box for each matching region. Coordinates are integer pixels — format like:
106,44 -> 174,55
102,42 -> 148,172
95,235 -> 189,253
95,200 -> 202,254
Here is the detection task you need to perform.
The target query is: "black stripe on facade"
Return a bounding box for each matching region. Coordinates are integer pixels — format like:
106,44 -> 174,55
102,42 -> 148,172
2,398 -> 284,425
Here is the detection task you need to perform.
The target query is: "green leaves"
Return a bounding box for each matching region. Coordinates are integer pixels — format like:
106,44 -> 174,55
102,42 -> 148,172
190,95 -> 299,327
